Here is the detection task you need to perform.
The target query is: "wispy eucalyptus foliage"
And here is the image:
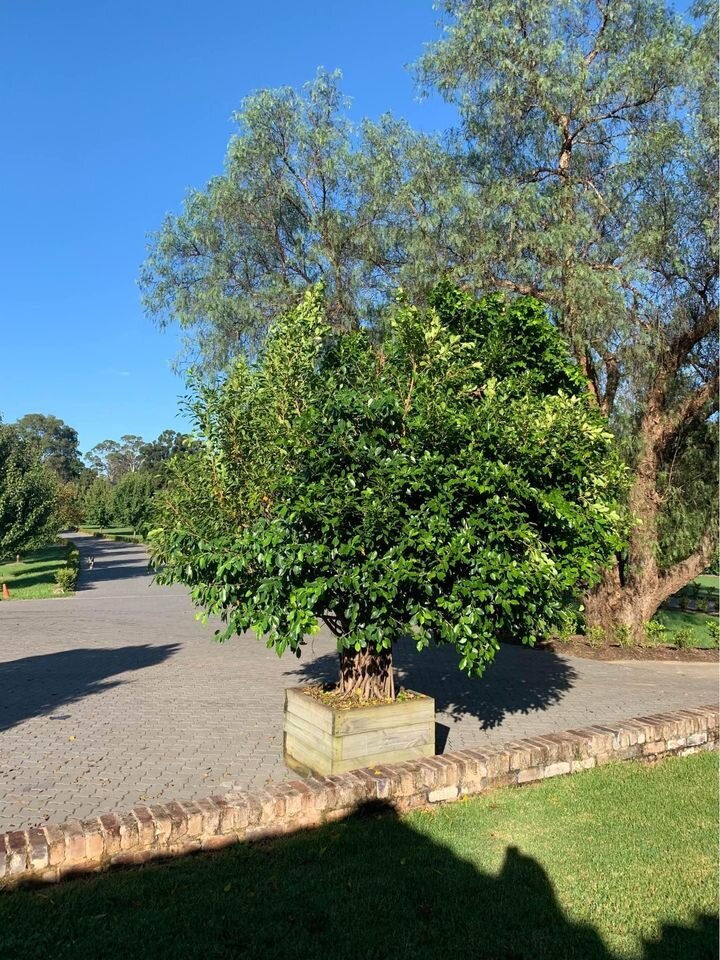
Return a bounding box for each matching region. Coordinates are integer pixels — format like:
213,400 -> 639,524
141,70 -> 451,369
151,283 -> 625,686
418,0 -> 718,632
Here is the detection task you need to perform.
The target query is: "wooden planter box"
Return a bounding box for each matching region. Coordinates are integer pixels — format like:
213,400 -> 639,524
283,687 -> 435,776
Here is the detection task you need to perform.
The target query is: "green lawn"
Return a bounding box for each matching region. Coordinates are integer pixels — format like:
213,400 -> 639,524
654,608 -> 718,648
78,526 -> 135,536
675,574 -> 719,603
1,753 -> 716,959
695,574 -> 719,593
0,542 -> 75,600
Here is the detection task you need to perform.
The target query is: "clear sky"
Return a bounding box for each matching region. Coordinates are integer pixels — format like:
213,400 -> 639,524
0,0 -> 452,454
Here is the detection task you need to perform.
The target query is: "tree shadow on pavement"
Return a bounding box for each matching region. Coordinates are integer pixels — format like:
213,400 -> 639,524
0,802 -> 714,960
0,644 -> 179,731
290,637 -> 577,732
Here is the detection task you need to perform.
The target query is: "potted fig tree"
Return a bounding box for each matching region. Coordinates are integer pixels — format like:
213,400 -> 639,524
150,281 -> 625,776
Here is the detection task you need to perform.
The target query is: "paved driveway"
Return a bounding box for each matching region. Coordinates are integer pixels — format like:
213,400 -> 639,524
0,535 -> 716,831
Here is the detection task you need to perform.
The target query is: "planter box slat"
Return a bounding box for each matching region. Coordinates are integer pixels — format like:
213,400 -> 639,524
284,715 -> 335,752
334,696 -> 434,734
332,742 -> 435,773
283,691 -> 335,733
284,687 -> 435,776
339,721 -> 435,761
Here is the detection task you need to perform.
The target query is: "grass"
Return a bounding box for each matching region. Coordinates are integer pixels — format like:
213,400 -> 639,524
675,574 -> 719,604
78,526 -> 135,536
77,525 -> 145,544
0,542 -> 76,600
0,753 -> 716,960
653,608 -> 718,648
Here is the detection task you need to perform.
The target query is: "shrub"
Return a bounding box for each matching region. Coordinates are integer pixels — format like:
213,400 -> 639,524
696,597 -> 709,613
151,284 -> 626,700
614,624 -> 633,648
642,620 -> 667,647
679,595 -> 690,611
585,626 -> 606,648
707,618 -> 720,647
673,628 -> 694,650
55,566 -> 77,593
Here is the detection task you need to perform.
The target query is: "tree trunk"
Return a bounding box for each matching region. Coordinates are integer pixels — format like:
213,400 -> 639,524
584,416 -> 716,642
338,646 -> 395,701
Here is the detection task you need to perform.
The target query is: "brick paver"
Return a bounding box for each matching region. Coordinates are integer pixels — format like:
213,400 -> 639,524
0,535 -> 716,831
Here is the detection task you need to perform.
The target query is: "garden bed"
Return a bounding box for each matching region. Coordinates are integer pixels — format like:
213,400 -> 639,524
531,637 -> 717,662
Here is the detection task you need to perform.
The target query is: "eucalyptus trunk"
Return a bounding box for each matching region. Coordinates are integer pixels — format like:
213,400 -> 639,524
584,406 -> 717,643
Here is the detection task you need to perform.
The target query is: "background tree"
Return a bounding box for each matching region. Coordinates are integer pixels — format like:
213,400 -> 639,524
13,413 -> 83,482
151,285 -> 625,698
85,435 -> 144,482
140,70 -> 450,368
83,478 -> 114,527
0,422 -> 59,559
112,471 -> 156,534
139,430 -> 186,475
417,0 -> 718,639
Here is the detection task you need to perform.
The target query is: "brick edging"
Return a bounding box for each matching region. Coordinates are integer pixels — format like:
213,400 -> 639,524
2,704 -> 717,887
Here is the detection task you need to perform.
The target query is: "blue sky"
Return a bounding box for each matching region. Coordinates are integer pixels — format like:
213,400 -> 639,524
0,0 -> 451,454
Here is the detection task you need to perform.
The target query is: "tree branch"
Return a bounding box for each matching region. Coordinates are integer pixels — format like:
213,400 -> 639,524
656,527 -> 718,602
656,371 -> 719,453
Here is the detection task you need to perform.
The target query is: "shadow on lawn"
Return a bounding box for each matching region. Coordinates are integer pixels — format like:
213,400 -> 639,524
0,644 -> 179,732
291,638 -> 577,734
0,803 -> 714,960
0,566 -> 64,592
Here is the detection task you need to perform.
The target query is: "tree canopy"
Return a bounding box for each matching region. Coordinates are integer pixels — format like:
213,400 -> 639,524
85,435 -> 144,482
0,423 -> 59,559
417,0 -> 717,635
140,70 -> 450,368
151,284 -> 625,697
141,1 -> 716,638
14,413 -> 83,482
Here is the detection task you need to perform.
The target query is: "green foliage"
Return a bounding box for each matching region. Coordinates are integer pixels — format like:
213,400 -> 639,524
13,413 -> 83,482
0,422 -> 59,560
54,543 -> 79,593
152,283 -> 625,684
643,620 -> 668,647
673,628 -> 694,650
417,0 -> 719,607
585,626 -> 606,648
613,624 -> 632,648
85,435 -> 144,482
139,430 -> 187,475
140,70 -> 449,369
54,567 -> 76,592
112,471 -> 156,534
707,618 -> 720,647
656,421 -> 718,570
83,479 -> 114,527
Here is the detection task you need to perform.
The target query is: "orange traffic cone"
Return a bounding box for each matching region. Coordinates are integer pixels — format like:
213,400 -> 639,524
2,583 -> 10,600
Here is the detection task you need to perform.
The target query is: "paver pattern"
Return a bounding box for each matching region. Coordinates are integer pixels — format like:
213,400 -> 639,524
0,535 -> 716,831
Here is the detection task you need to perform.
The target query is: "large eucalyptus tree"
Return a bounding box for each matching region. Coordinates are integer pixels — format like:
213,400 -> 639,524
417,0 -> 718,638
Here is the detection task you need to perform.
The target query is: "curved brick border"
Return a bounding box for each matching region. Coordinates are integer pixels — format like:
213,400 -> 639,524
2,704 -> 717,887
